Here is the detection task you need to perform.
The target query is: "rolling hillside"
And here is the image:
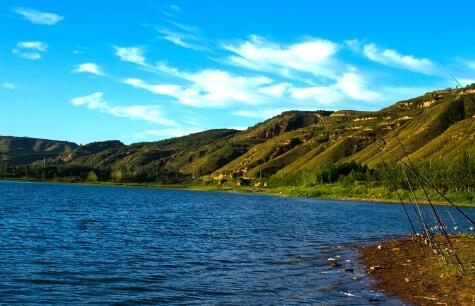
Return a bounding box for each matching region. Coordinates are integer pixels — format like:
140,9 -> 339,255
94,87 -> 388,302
1,86 -> 474,184
0,136 -> 78,166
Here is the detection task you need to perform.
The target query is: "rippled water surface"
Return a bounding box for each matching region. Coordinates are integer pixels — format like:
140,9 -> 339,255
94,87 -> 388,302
3,181 -> 471,305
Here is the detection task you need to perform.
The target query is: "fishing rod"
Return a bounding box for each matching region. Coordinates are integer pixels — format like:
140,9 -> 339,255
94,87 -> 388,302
400,167 -> 446,259
382,142 -> 475,227
391,133 -> 464,269
380,138 -> 446,257
377,139 -> 418,237
379,136 -> 452,262
451,74 -> 464,88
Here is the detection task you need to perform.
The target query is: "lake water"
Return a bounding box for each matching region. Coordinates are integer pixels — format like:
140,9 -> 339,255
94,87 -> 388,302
0,181 -> 473,305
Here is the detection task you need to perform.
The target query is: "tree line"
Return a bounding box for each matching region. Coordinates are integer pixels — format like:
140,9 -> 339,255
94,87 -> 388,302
0,163 -> 188,184
268,152 -> 474,193
0,152 -> 473,193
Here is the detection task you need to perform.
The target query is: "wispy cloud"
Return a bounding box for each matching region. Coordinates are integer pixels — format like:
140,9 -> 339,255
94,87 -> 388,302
362,43 -> 436,74
130,127 -> 204,141
169,5 -> 181,12
124,69 -> 274,108
157,27 -> 207,51
14,7 -> 63,25
155,17 -> 209,51
119,47 -> 393,110
114,46 -> 146,65
12,50 -> 42,60
162,4 -> 181,17
335,71 -> 381,101
224,35 -> 340,79
124,67 -> 382,110
288,71 -> 381,105
71,92 -> 176,126
258,82 -> 291,97
1,82 -> 16,90
233,108 -> 290,119
166,20 -> 198,33
71,92 -> 107,109
17,41 -> 48,51
12,41 -> 48,60
73,63 -> 103,76
114,35 -> 438,116
289,86 -> 343,106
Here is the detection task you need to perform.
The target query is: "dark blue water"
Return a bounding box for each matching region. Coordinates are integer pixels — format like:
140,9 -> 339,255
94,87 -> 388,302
0,181 -> 473,305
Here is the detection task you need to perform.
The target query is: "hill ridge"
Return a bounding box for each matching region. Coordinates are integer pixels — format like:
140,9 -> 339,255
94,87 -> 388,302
1,85 -> 474,184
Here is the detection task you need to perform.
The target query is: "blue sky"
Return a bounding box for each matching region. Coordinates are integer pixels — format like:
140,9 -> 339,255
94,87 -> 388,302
1,0 -> 474,144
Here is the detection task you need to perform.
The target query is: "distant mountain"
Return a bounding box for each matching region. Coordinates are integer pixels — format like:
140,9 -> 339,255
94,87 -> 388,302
0,136 -> 78,166
1,85 -> 474,183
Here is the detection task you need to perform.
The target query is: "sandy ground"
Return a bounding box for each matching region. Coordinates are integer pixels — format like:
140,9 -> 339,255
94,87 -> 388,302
359,235 -> 475,305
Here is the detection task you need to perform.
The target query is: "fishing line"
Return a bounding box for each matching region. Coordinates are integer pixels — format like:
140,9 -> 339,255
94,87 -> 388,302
392,134 -> 464,269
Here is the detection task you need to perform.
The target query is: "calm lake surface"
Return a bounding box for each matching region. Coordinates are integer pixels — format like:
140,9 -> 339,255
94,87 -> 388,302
1,181 -> 473,305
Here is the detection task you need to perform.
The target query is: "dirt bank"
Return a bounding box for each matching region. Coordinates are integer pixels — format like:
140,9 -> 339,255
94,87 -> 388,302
359,235 -> 475,305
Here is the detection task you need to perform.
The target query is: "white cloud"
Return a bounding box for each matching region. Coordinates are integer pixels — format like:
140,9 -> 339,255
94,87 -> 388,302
335,72 -> 381,101
114,46 -> 146,65
123,54 -> 385,110
107,105 -> 176,126
288,71 -> 381,106
258,82 -> 291,97
187,70 -> 272,103
14,7 -> 63,25
12,41 -> 48,60
1,82 -> 16,90
124,78 -> 181,96
17,41 -> 48,51
12,49 -> 42,60
233,108 -> 290,119
114,35 -> 434,114
124,69 -> 274,108
363,43 -> 435,74
228,126 -> 247,131
290,86 -> 343,105
153,63 -> 185,77
224,35 -> 340,79
71,92 -> 108,109
457,78 -> 475,87
71,92 -> 176,126
131,127 -> 204,141
73,63 -> 103,76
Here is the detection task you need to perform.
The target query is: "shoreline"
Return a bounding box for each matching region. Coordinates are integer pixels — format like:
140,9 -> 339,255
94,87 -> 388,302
0,177 -> 473,207
358,235 -> 475,305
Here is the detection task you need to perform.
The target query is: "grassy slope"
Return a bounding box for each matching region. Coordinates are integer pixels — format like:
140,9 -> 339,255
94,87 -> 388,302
0,136 -> 78,165
2,87 -> 474,186
347,91 -> 474,167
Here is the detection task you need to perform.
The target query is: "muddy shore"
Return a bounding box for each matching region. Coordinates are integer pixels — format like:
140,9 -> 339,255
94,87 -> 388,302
359,236 -> 475,305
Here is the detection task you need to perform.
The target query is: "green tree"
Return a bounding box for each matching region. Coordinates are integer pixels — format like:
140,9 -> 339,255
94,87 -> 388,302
87,171 -> 98,182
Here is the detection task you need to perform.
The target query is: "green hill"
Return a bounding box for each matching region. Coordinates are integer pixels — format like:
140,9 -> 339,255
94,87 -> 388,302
1,86 -> 474,188
0,136 -> 78,166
